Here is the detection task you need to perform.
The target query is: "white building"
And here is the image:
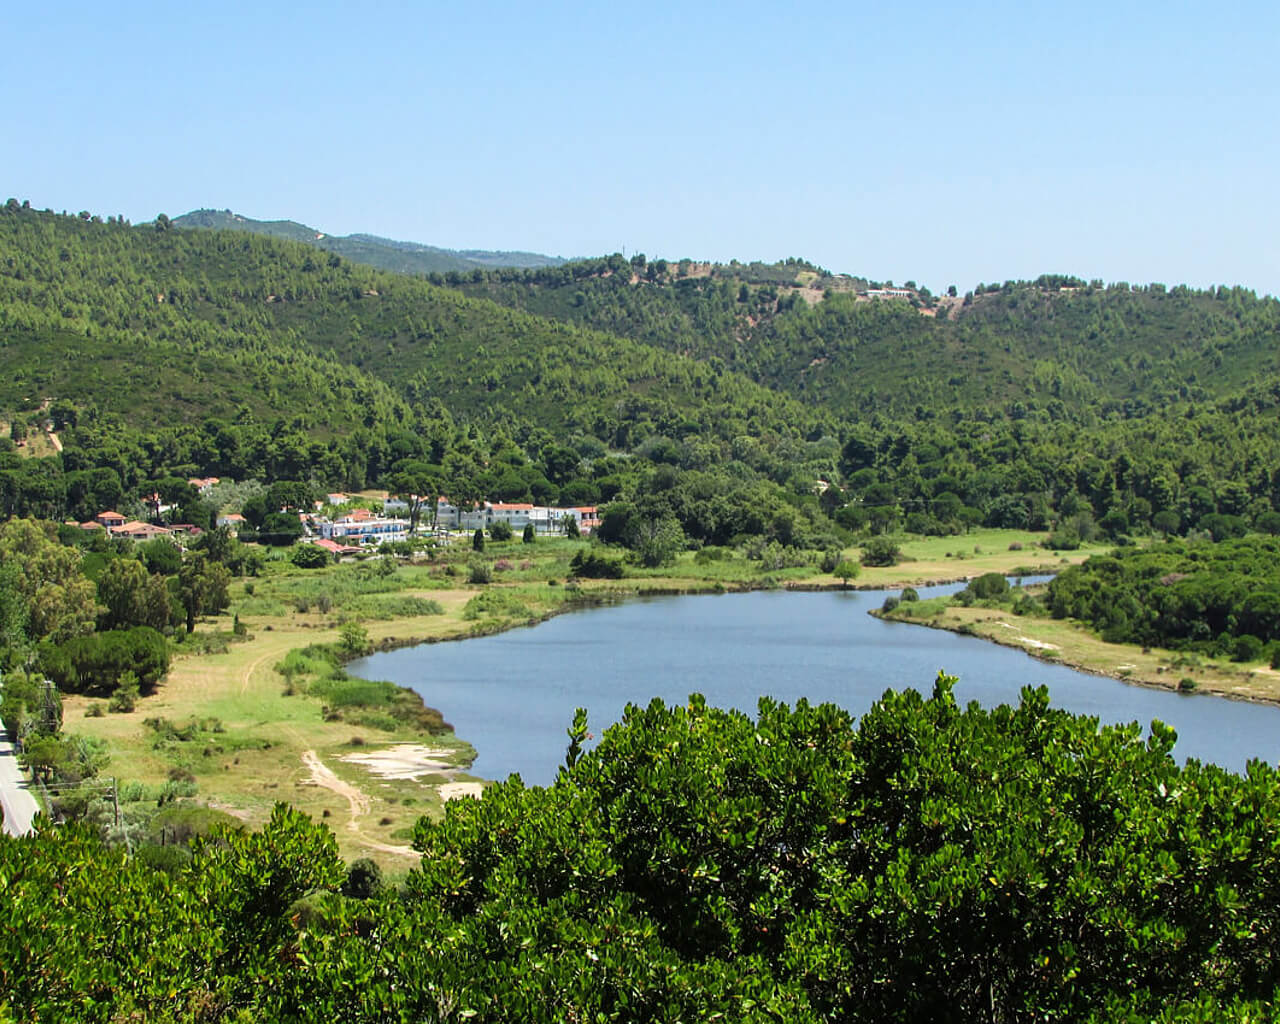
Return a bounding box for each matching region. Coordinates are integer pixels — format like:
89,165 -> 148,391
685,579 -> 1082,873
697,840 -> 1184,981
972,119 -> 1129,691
317,514 -> 409,545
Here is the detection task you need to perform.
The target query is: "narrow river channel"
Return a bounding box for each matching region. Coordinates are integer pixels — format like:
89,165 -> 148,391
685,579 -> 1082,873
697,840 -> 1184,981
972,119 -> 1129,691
349,582 -> 1280,786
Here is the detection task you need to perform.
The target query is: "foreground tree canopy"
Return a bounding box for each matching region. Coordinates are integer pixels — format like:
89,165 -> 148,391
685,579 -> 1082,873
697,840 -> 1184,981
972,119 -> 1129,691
1,679 -> 1277,1022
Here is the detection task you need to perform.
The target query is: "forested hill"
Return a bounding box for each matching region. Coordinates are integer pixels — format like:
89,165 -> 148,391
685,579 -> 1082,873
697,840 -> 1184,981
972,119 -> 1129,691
8,202 -> 1280,549
173,208 -> 565,275
0,204 -> 828,448
443,259 -> 1280,421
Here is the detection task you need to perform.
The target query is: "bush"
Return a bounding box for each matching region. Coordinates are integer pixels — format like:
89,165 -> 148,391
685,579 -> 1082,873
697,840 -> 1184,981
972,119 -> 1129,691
489,521 -> 514,542
881,596 -> 900,613
1231,634 -> 1264,663
338,622 -> 370,656
965,572 -> 1010,601
569,550 -> 626,579
861,537 -> 902,567
522,523 -> 536,544
1045,529 -> 1081,551
463,589 -> 530,621
292,544 -> 331,569
344,857 -> 385,899
472,529 -> 485,552
901,587 -> 919,602
107,672 -> 140,713
468,559 -> 493,585
833,560 -> 860,586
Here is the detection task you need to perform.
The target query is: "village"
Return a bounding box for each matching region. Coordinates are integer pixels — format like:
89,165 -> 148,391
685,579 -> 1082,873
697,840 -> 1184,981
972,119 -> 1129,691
73,475 -> 601,556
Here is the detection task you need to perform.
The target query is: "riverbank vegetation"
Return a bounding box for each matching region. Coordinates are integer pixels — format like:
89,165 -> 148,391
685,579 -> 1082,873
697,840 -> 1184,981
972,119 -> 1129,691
4,679 -> 1280,1021
878,554 -> 1280,704
2,514 -> 1094,865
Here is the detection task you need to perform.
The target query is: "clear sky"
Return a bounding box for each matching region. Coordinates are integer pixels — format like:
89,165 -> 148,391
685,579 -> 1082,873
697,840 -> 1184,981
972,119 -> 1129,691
8,1 -> 1279,294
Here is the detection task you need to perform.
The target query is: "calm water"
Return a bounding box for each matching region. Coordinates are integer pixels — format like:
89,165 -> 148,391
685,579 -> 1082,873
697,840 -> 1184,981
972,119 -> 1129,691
350,583 -> 1280,786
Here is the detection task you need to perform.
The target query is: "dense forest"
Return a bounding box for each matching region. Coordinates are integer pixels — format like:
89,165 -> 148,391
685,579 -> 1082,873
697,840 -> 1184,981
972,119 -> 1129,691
6,200 -> 1280,558
1047,535 -> 1280,659
440,258 -> 1280,418
3,683 -> 1279,1022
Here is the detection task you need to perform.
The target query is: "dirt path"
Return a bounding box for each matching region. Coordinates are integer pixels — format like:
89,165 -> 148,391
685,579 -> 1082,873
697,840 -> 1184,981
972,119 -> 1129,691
241,645 -> 282,695
301,749 -> 417,858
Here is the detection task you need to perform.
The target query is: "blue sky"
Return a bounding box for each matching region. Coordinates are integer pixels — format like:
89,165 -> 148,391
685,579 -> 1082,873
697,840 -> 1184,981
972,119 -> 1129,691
8,1 -> 1279,294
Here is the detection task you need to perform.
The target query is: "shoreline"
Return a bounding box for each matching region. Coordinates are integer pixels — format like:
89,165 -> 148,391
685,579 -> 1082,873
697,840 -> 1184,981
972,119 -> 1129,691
347,567 -> 1280,777
874,606 -> 1280,709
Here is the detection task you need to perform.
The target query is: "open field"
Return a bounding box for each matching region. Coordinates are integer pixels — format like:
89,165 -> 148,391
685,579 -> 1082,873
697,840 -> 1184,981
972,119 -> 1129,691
840,530 -> 1112,589
60,528 -> 1113,868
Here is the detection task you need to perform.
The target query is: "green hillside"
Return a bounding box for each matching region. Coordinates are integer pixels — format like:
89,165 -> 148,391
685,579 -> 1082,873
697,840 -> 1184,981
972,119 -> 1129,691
173,208 -> 565,275
0,205 -> 830,449
7,202 -> 1280,550
0,208 -> 416,436
446,261 -> 1280,419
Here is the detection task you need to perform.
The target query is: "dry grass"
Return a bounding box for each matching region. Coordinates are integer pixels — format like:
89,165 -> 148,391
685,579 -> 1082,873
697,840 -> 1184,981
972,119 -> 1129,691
63,594 -> 484,867
893,603 -> 1280,704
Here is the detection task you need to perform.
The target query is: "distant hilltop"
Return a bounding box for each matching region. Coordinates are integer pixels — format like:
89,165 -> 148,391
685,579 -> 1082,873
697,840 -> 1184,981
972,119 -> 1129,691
172,209 -> 566,275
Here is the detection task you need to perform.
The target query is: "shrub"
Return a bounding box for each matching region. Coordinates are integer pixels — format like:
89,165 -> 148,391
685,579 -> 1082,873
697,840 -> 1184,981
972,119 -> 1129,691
108,672 -> 140,713
468,559 -> 493,585
39,627 -> 170,697
292,545 -> 331,569
1046,529 -> 1081,551
965,572 -> 1010,601
901,587 -> 919,602
472,528 -> 485,552
338,622 -> 370,656
881,596 -> 900,613
1178,677 -> 1197,692
344,857 -> 385,899
463,589 -> 531,621
1231,634 -> 1263,663
489,521 -> 514,542
861,537 -> 902,567
522,523 -> 536,544
569,550 -> 626,579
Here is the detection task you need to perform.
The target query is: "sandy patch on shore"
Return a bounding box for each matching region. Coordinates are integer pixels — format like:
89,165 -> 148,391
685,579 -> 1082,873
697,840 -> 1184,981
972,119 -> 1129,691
997,621 -> 1059,651
437,781 -> 484,802
340,744 -> 456,779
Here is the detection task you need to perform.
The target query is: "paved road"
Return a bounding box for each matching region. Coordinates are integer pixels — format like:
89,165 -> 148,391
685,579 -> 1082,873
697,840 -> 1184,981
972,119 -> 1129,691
0,738 -> 39,836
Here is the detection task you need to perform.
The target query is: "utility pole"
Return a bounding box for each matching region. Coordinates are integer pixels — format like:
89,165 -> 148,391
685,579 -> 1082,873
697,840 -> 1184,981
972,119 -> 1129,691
39,678 -> 59,734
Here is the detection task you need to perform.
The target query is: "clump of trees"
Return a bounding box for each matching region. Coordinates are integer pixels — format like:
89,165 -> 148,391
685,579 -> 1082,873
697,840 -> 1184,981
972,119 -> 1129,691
1048,536 -> 1280,658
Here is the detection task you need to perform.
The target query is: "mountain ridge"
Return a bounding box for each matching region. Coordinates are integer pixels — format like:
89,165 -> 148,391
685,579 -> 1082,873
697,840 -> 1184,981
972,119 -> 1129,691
172,208 -> 566,275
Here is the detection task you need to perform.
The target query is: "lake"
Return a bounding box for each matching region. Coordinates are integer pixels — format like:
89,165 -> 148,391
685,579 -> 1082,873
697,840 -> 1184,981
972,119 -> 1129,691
349,583 -> 1280,786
